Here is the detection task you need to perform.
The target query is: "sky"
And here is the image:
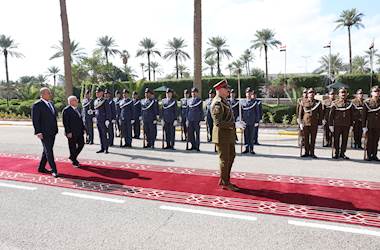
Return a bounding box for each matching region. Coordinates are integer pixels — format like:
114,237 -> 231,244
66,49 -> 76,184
0,0 -> 379,84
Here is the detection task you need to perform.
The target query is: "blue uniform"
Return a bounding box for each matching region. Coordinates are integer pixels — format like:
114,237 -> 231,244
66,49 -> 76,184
94,98 -> 112,151
132,98 -> 142,138
81,98 -> 94,144
106,98 -> 117,146
119,98 -> 134,146
205,98 -> 214,142
228,97 -> 240,122
161,98 -> 178,148
187,97 -> 203,150
240,99 -> 260,151
253,99 -> 263,144
114,97 -> 122,136
141,98 -> 158,147
180,97 -> 189,140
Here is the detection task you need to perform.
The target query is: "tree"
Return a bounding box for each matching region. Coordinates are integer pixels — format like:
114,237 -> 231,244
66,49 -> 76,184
178,64 -> 189,79
193,0 -> 202,95
164,37 -> 190,79
120,50 -> 130,69
226,63 -> 233,77
36,74 -> 48,86
148,62 -> 162,81
136,38 -> 161,81
205,36 -> 232,76
240,49 -> 254,76
251,29 -> 281,83
139,62 -> 145,79
0,34 -> 24,84
96,35 -> 120,65
46,66 -> 61,86
59,0 -> 74,98
231,60 -> 244,75
204,57 -> 216,76
335,8 -> 365,73
352,55 -> 369,73
314,53 -> 345,76
50,40 -> 85,62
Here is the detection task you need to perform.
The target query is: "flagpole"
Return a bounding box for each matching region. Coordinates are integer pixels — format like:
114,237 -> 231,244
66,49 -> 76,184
370,41 -> 374,89
328,43 -> 331,82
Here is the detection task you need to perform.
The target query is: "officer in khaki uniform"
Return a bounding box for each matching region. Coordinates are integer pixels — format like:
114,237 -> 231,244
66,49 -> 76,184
362,85 -> 380,161
211,79 -> 239,191
351,89 -> 365,149
328,87 -> 354,159
323,89 -> 335,147
299,88 -> 323,158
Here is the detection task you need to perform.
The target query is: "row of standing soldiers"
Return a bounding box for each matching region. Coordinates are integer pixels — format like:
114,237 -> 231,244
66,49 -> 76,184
298,86 -> 380,161
80,87 -> 263,153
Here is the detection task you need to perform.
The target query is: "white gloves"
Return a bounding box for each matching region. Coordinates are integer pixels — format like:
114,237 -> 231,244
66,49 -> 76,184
139,116 -> 142,121
322,120 -> 327,125
363,127 -> 368,134
161,120 -> 165,126
297,118 -> 301,125
186,121 -> 189,127
105,120 -> 110,128
87,110 -> 93,115
178,117 -> 182,123
112,119 -> 116,124
153,120 -> 157,125
92,117 -> 96,123
300,124 -> 304,130
329,126 -> 334,133
131,120 -> 135,124
254,123 -> 259,127
235,121 -> 246,129
173,120 -> 178,127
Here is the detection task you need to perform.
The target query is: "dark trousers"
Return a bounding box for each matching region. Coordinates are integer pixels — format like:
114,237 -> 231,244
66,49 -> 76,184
97,122 -> 109,151
334,126 -> 350,156
216,143 -> 236,185
68,135 -> 84,163
353,121 -> 363,147
39,135 -> 57,173
303,126 -> 318,155
206,118 -> 213,141
107,122 -> 115,146
181,117 -> 188,140
367,128 -> 380,158
84,119 -> 94,143
143,121 -> 156,147
188,121 -> 200,149
121,120 -> 132,145
133,120 -> 141,138
324,123 -> 332,146
254,126 -> 259,144
244,125 -> 255,151
164,122 -> 175,147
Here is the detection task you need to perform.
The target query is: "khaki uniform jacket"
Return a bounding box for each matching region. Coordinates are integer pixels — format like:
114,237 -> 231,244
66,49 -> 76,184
352,98 -> 364,122
362,98 -> 380,129
296,97 -> 306,121
211,95 -> 236,144
328,98 -> 354,127
299,99 -> 323,127
323,98 -> 334,121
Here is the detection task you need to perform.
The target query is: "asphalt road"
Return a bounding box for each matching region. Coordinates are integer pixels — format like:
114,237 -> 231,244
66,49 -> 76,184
0,124 -> 380,249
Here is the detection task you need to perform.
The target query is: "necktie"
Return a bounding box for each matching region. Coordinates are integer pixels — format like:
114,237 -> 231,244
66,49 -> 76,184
48,102 -> 54,114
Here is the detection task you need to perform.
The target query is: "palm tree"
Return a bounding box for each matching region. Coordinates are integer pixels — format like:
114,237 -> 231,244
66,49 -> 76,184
205,36 -> 232,76
46,66 -> 61,86
139,62 -> 145,79
148,62 -> 162,81
96,35 -> 120,65
120,50 -> 130,71
193,0 -> 202,95
136,38 -> 161,80
178,64 -> 189,78
251,29 -> 281,83
240,49 -> 254,76
204,57 -> 216,77
226,63 -> 233,77
314,53 -> 345,76
335,8 -> 365,73
164,37 -> 191,79
0,35 -> 24,84
36,74 -> 48,86
232,60 -> 244,75
50,40 -> 85,62
352,55 -> 369,73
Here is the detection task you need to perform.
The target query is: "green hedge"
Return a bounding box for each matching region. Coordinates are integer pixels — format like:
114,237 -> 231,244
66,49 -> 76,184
336,74 -> 379,94
287,74 -> 325,89
262,104 -> 296,123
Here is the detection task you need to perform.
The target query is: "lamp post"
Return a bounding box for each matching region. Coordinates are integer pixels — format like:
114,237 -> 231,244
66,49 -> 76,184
280,45 -> 287,86
369,40 -> 375,89
323,41 -> 332,85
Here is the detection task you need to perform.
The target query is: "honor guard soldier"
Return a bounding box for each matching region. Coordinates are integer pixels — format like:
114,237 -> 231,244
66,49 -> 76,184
141,88 -> 158,148
252,91 -> 262,145
228,89 -> 239,121
352,89 -> 365,149
187,87 -> 204,151
81,90 -> 94,144
299,88 -> 323,158
296,89 -> 308,121
329,87 -> 354,159
114,90 -> 122,137
105,89 -> 117,146
205,89 -> 216,142
119,89 -> 134,148
132,91 -> 141,139
362,85 -> 380,161
211,80 -> 239,191
94,87 -> 112,153
323,89 -> 335,147
161,88 -> 178,149
152,92 -> 160,141
180,89 -> 190,141
240,87 -> 260,154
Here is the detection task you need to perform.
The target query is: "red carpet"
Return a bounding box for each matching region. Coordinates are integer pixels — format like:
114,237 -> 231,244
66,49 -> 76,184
0,153 -> 379,228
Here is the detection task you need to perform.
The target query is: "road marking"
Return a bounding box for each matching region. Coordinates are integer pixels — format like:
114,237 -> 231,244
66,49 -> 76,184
0,182 -> 37,190
160,205 -> 257,221
61,192 -> 125,204
288,220 -> 380,237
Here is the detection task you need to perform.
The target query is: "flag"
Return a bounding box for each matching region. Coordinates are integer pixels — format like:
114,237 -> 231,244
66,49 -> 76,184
323,41 -> 331,48
369,41 -> 374,50
280,45 -> 286,52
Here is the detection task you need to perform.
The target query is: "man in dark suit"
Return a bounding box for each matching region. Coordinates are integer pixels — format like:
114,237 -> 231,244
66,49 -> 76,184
62,96 -> 86,167
31,87 -> 59,177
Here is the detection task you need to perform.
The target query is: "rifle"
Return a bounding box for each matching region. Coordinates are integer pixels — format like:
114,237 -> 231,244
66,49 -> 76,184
237,72 -> 244,154
119,120 -> 123,147
186,122 -> 189,150
331,131 -> 335,158
180,120 -> 184,141
322,123 -> 326,147
363,130 -> 368,160
299,128 -> 304,157
350,126 -> 354,148
142,120 -> 146,148
162,120 -> 165,149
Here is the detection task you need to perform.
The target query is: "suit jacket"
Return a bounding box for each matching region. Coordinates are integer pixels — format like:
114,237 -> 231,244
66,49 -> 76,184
62,106 -> 85,137
32,99 -> 58,136
211,95 -> 236,144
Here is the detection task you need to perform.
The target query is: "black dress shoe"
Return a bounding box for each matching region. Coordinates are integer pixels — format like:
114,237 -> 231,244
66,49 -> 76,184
105,150 -> 109,154
52,172 -> 59,178
373,156 -> 380,161
242,149 -> 249,154
89,142 -> 94,145
143,145 -> 149,148
38,168 -> 51,174
96,150 -> 104,153
365,158 -> 372,161
332,155 -> 339,159
301,154 -> 310,158
340,154 -> 350,160
311,154 -> 318,159
250,151 -> 256,155
164,146 -> 170,149
358,146 -> 364,150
